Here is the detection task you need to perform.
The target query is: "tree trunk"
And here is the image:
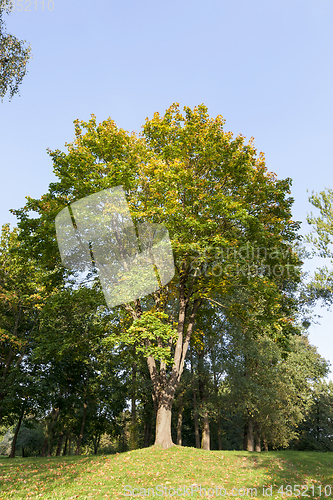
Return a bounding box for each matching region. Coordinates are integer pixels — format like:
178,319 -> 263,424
9,407 -> 24,458
56,434 -> 64,456
193,390 -> 200,448
198,348 -> 210,451
247,415 -> 254,451
63,435 -> 68,455
75,401 -> 87,455
47,437 -> 54,457
68,433 -> 71,455
154,401 -> 173,448
47,408 -> 60,457
201,410 -> 210,450
176,392 -> 183,446
144,421 -> 151,447
217,412 -> 222,450
41,436 -> 48,457
243,423 -> 247,451
93,434 -> 101,455
211,339 -> 222,450
263,438 -> 268,451
130,360 -> 137,450
254,420 -> 261,452
143,294 -> 200,450
190,346 -> 200,448
41,408 -> 59,457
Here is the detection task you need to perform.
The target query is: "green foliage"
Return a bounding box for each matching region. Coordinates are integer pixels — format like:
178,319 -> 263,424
11,103 -> 308,449
291,380 -> 333,452
124,311 -> 177,365
0,0 -> 31,101
15,420 -> 45,457
307,189 -> 333,259
224,326 -> 329,449
1,448 -> 333,498
0,224 -> 52,427
306,188 -> 333,306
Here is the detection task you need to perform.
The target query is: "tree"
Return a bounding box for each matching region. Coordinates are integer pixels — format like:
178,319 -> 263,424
14,104 -> 302,448
291,380 -> 333,451
224,321 -> 329,450
306,188 -> 333,304
0,0 -> 31,101
33,286 -> 128,456
0,224 -> 51,428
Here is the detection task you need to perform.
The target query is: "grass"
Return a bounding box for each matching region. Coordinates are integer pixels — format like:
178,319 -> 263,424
0,447 -> 333,499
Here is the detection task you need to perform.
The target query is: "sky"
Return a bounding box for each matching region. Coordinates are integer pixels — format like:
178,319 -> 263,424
1,0 -> 333,378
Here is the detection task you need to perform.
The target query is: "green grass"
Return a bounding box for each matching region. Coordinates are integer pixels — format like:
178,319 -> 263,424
0,447 -> 333,499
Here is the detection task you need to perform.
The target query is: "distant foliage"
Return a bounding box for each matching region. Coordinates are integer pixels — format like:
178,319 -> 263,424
0,0 -> 32,101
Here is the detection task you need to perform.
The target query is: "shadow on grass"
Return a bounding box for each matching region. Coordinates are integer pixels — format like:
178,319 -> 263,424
244,450 -> 333,497
0,448 -> 333,499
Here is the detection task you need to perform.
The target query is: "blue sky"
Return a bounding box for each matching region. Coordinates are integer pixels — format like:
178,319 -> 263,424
1,0 -> 333,377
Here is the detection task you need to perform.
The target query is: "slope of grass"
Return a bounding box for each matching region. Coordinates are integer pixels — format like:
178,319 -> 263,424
0,447 -> 333,499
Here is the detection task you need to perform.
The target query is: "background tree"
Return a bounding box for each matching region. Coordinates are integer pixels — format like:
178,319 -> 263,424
290,380 -> 333,451
0,0 -> 31,101
33,286 -> 128,456
0,224 -> 51,428
224,323 -> 329,450
306,188 -> 333,304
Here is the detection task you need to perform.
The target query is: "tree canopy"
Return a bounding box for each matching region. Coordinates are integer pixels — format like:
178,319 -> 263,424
12,104 -> 310,449
0,0 -> 31,101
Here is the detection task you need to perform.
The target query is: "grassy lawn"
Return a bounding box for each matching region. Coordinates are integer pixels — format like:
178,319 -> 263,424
0,447 -> 332,499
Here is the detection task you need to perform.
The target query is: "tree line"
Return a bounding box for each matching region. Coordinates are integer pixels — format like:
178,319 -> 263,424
1,104 -> 333,457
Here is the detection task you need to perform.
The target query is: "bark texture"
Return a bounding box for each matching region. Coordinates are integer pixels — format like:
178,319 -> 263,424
176,392 -> 183,446
154,402 -> 173,448
201,410 -> 210,450
247,415 -> 254,451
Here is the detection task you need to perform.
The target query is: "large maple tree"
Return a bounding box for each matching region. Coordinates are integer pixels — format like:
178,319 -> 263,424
13,104 -> 302,448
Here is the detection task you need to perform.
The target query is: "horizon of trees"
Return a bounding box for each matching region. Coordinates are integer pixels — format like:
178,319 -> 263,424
1,104 -> 333,457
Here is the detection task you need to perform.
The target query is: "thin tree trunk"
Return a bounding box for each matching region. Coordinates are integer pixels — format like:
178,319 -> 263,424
193,389 -> 200,448
47,408 -> 60,457
130,359 -> 137,450
190,346 -> 200,448
243,423 -> 247,451
75,401 -> 87,455
217,412 -> 222,450
144,421 -> 151,447
201,410 -> 210,450
263,438 -> 268,451
211,338 -> 222,450
9,406 -> 25,458
56,434 -> 64,456
176,392 -> 183,446
247,415 -> 254,452
63,435 -> 68,456
93,434 -> 101,455
68,433 -> 71,455
47,438 -> 54,457
41,436 -> 48,457
198,346 -> 210,451
254,420 -> 261,452
143,396 -> 153,447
